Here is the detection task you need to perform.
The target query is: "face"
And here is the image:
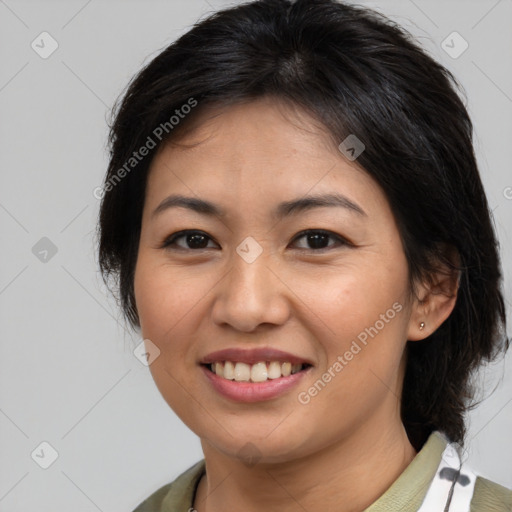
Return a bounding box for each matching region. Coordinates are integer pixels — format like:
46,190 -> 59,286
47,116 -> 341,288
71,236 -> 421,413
134,97 -> 416,464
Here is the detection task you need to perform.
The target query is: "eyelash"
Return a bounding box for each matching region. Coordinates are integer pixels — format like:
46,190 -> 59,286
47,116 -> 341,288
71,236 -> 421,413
160,229 -> 351,253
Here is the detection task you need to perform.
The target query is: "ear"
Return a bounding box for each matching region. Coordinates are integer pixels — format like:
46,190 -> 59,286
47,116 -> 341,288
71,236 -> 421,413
407,245 -> 461,341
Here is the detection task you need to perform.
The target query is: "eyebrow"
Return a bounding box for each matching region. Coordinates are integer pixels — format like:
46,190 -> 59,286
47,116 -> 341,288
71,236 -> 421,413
151,192 -> 367,220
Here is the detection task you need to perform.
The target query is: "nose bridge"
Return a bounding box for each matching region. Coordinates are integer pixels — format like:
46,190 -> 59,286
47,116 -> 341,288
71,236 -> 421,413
211,240 -> 290,331
231,245 -> 272,299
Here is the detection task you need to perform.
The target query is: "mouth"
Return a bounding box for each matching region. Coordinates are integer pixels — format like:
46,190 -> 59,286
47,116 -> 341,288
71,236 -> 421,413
200,360 -> 313,402
199,347 -> 314,401
201,360 -> 313,383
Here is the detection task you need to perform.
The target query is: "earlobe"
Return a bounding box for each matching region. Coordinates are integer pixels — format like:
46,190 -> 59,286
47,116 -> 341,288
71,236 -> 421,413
407,318 -> 428,342
407,289 -> 457,341
407,254 -> 460,341
407,292 -> 430,341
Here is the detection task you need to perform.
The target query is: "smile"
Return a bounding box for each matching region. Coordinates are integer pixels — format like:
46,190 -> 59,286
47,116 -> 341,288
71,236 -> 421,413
205,361 -> 310,382
201,361 -> 312,402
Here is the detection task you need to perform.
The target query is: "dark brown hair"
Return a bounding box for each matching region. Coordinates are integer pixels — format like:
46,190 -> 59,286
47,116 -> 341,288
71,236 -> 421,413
97,0 -> 509,450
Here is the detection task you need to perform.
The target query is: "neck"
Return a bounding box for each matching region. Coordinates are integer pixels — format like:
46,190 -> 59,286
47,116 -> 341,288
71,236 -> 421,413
194,420 -> 417,512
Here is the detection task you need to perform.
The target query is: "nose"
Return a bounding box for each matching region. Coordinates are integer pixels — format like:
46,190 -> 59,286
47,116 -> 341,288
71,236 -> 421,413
211,249 -> 291,333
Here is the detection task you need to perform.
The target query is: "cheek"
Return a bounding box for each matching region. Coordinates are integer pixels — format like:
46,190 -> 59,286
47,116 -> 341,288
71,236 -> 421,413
133,257 -> 208,418
298,261 -> 407,338
134,256 -> 206,339
299,261 -> 409,390
295,271 -> 408,427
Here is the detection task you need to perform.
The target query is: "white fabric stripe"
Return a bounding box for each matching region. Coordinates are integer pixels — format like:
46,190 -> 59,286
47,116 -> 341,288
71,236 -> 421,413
418,438 -> 477,512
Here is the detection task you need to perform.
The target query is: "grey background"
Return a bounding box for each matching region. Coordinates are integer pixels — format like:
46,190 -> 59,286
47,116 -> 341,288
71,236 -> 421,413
0,0 -> 511,510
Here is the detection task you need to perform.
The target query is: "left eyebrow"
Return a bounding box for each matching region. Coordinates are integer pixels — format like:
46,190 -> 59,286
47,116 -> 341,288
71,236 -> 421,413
151,192 -> 367,220
274,193 -> 367,219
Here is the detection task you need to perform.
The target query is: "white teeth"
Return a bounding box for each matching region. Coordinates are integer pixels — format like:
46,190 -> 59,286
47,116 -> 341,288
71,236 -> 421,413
250,362 -> 268,382
267,361 -> 282,379
234,362 -> 251,381
224,361 -> 235,380
208,360 -> 307,382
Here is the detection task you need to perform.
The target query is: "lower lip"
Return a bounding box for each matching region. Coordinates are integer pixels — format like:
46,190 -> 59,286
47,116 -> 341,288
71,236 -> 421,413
201,364 -> 312,403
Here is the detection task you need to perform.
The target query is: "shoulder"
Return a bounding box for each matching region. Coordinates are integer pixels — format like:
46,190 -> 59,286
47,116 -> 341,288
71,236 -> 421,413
132,482 -> 173,512
470,475 -> 512,512
132,460 -> 206,512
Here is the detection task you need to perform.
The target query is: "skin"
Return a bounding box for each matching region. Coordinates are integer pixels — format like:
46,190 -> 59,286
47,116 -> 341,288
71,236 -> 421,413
133,96 -> 458,512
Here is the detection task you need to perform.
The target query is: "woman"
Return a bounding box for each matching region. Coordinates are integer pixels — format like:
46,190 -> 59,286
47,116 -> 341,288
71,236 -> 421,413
97,0 -> 511,510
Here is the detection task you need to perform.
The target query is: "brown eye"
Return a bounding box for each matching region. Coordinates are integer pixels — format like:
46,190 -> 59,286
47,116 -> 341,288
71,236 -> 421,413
162,230 -> 218,250
291,230 -> 349,251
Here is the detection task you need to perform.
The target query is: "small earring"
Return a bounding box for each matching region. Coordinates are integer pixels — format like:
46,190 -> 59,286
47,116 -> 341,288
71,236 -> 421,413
419,322 -> 425,331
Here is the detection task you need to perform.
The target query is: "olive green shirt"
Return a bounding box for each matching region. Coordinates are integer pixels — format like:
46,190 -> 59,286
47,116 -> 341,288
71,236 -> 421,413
133,432 -> 512,511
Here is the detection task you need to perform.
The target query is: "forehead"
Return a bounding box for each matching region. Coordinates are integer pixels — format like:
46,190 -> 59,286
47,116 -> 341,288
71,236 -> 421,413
155,97 -> 337,162
144,97 -> 387,220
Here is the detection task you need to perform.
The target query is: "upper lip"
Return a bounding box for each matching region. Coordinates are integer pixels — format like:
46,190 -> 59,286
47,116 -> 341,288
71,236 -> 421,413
200,347 -> 314,366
